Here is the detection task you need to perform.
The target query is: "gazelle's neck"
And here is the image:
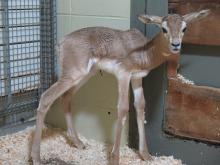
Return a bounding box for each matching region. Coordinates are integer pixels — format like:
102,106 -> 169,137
144,32 -> 173,70
149,31 -> 171,56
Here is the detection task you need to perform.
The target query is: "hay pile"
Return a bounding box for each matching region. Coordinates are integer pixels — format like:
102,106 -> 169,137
0,126 -> 183,165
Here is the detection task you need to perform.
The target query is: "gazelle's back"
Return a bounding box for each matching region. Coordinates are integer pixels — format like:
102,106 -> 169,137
59,27 -> 147,60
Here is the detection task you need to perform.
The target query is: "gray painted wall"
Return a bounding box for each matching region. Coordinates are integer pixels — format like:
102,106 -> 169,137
129,0 -> 220,165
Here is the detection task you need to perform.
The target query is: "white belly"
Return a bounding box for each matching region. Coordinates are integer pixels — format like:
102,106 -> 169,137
89,58 -> 149,79
131,70 -> 149,79
95,58 -> 123,75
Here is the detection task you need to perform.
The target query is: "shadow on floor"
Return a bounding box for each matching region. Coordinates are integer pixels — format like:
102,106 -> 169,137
41,158 -> 76,165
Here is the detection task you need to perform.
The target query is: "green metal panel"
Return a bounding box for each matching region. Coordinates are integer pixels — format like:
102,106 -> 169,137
130,0 -> 146,34
179,44 -> 220,88
145,0 -> 168,39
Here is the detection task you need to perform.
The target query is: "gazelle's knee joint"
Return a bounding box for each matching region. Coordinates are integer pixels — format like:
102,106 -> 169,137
118,102 -> 129,114
137,110 -> 145,121
37,109 -> 47,117
134,93 -> 145,110
117,103 -> 129,125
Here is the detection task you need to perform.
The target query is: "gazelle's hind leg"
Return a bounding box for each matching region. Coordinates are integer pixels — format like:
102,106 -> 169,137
62,89 -> 85,149
61,70 -> 96,149
31,73 -> 88,165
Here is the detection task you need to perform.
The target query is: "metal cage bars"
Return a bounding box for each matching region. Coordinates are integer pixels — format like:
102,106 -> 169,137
0,0 -> 56,127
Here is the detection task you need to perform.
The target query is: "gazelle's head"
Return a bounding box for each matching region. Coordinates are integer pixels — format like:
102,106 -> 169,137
138,9 -> 210,54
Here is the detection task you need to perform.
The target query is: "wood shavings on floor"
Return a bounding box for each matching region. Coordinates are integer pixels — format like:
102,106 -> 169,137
177,74 -> 194,85
0,126 -> 184,165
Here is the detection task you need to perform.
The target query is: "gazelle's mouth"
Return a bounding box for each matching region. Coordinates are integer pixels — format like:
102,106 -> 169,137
170,48 -> 180,54
173,48 -> 179,51
170,44 -> 181,54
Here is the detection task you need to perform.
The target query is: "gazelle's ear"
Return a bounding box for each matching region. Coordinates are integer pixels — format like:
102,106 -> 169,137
138,15 -> 162,25
183,9 -> 210,24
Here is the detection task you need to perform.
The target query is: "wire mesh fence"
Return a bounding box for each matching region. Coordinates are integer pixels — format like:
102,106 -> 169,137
0,0 -> 56,127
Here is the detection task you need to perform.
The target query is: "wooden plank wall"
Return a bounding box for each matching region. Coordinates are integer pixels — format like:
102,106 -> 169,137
169,0 -> 220,46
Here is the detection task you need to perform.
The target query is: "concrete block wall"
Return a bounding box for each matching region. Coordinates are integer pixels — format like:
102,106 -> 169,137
46,0 -> 130,145
56,0 -> 130,39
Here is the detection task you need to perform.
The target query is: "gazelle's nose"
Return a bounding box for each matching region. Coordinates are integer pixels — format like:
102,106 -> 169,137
171,42 -> 180,47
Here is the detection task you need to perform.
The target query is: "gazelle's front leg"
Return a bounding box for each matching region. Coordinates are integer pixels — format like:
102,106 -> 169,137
131,78 -> 152,161
111,73 -> 131,165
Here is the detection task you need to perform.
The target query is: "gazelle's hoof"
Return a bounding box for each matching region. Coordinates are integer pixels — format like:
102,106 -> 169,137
139,151 -> 153,161
110,153 -> 119,165
31,149 -> 41,165
71,138 -> 86,149
32,159 -> 41,165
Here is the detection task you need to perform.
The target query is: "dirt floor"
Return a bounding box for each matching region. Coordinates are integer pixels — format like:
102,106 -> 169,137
0,126 -> 184,165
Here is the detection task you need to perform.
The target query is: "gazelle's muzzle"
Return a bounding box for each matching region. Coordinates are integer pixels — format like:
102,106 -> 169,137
170,38 -> 181,54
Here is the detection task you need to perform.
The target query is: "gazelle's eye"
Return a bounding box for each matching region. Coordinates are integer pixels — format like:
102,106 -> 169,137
162,27 -> 168,33
182,27 -> 187,33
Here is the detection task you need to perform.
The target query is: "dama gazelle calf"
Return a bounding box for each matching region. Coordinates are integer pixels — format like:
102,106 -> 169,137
31,10 -> 209,165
